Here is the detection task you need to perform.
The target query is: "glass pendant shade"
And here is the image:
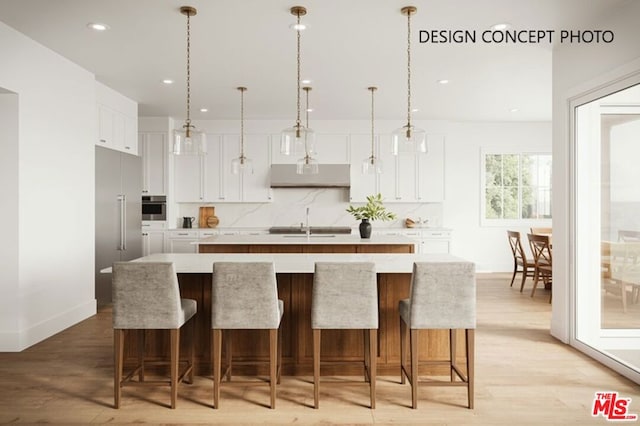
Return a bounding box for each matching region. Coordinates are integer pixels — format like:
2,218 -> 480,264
231,156 -> 253,175
391,124 -> 427,155
362,156 -> 383,174
296,155 -> 319,175
173,127 -> 206,155
280,124 -> 316,156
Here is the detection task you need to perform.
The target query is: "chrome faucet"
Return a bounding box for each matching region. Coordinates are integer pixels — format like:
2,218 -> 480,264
306,207 -> 311,238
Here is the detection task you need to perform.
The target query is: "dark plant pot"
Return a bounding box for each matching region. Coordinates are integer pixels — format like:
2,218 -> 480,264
359,219 -> 372,239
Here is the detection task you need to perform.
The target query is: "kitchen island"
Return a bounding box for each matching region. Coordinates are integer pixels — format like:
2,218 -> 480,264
113,236 -> 474,377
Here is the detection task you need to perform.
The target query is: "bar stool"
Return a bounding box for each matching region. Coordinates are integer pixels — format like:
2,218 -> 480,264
112,262 -> 197,409
399,261 -> 476,409
211,262 -> 283,409
312,262 -> 378,409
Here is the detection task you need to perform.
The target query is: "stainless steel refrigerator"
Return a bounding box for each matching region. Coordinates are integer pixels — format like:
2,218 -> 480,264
95,146 -> 142,305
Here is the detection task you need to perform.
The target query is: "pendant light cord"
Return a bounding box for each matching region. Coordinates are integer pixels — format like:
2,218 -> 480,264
370,87 -> 375,162
296,12 -> 302,130
406,9 -> 412,129
240,87 -> 245,160
185,11 -> 192,134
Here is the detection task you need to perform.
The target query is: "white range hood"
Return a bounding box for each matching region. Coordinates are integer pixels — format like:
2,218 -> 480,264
270,164 -> 350,188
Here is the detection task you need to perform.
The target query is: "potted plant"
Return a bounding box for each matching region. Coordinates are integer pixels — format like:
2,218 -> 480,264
346,193 -> 397,239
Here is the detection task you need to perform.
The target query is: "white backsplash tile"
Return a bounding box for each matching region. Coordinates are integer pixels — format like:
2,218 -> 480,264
176,188 -> 442,229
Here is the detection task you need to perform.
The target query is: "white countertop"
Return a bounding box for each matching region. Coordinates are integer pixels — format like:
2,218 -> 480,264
194,234 -> 417,245
101,253 -> 471,274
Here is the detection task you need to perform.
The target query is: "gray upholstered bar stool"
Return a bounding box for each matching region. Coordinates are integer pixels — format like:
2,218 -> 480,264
312,262 -> 378,409
211,262 -> 283,409
112,262 -> 197,409
399,262 -> 476,409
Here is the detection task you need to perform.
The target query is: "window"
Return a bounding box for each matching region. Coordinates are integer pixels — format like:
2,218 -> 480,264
483,153 -> 552,221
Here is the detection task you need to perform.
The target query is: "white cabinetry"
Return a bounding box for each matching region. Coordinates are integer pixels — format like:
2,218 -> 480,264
140,133 -> 167,195
96,82 -> 138,154
141,221 -> 166,256
166,230 -> 199,253
353,134 -> 445,203
372,228 -> 451,254
173,134 -> 272,203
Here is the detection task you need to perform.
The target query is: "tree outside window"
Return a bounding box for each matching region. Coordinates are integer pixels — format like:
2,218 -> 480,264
484,153 -> 552,220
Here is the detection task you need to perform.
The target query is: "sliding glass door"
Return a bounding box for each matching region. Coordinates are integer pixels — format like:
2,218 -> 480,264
574,83 -> 640,377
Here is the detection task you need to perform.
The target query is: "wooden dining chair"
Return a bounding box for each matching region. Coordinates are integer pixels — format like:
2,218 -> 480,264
507,231 -> 536,292
527,234 -> 552,303
602,241 -> 640,312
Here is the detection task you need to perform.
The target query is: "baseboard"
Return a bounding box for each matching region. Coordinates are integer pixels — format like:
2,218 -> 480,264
0,299 -> 97,352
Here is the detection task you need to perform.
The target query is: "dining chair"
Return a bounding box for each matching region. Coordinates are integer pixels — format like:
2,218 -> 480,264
507,231 -> 536,292
399,261 -> 476,409
311,262 -> 378,409
211,262 -> 283,409
602,241 -> 640,312
112,262 -> 197,409
527,234 -> 552,302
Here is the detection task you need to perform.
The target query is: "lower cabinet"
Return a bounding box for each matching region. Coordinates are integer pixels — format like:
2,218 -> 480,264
142,231 -> 166,256
373,228 -> 452,254
165,230 -> 199,253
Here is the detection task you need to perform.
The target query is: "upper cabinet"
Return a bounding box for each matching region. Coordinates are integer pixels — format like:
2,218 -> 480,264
95,81 -> 138,155
350,134 -> 445,203
173,133 -> 272,203
140,132 -> 167,195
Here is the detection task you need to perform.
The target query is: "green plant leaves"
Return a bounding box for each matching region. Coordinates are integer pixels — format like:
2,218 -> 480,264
346,193 -> 397,222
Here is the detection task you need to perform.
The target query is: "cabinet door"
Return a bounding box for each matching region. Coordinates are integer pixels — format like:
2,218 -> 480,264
202,135 -> 223,202
417,134 -> 445,202
423,239 -> 450,254
123,115 -> 138,154
167,238 -> 198,253
242,134 -> 272,202
97,104 -> 114,148
316,134 -> 350,164
219,135 -> 242,202
349,134 -> 378,202
141,133 -> 167,195
148,231 -> 165,255
396,155 -> 419,202
174,155 -> 203,202
378,135 -> 399,202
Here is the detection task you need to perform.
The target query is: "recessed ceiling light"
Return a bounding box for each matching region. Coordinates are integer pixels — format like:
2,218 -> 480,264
162,79 -> 174,84
437,79 -> 449,85
301,79 -> 311,84
510,108 -> 519,113
87,22 -> 109,31
289,23 -> 307,31
200,108 -> 208,112
491,23 -> 511,31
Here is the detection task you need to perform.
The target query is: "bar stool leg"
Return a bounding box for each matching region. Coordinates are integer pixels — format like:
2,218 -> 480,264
410,329 -> 419,409
277,326 -> 283,384
224,330 -> 233,381
114,329 -> 124,409
269,329 -> 277,409
400,318 -> 407,385
212,329 -> 222,409
138,330 -> 145,381
363,329 -> 370,383
466,329 -> 475,409
313,329 -> 321,409
450,329 -> 457,382
170,329 -> 179,409
188,318 -> 195,384
369,329 -> 377,409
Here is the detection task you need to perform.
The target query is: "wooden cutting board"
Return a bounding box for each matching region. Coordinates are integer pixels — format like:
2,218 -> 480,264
199,206 -> 216,228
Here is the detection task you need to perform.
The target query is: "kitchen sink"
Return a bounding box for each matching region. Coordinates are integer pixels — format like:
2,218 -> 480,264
269,226 -> 352,235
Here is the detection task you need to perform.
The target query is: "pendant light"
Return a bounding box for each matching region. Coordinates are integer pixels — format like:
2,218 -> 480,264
391,6 -> 427,155
362,86 -> 383,174
281,6 -> 316,157
172,6 -> 206,156
231,87 -> 253,174
297,86 -> 318,174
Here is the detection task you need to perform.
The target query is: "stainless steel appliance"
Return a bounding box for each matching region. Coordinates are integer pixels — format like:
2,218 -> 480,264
142,195 -> 167,221
95,146 -> 142,305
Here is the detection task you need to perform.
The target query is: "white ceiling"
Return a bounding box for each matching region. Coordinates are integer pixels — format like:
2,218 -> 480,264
0,0 -> 627,121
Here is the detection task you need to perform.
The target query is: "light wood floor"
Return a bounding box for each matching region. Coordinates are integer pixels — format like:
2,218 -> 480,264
1,273 -> 639,425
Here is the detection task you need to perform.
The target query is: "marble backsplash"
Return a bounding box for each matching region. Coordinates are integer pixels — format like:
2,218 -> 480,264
174,188 -> 442,229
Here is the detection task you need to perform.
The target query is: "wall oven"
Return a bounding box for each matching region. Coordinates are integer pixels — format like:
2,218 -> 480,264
141,196 -> 166,221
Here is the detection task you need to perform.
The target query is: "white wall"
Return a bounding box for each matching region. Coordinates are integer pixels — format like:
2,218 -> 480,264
173,118 -> 551,271
552,0 -> 640,343
0,91 -> 19,346
0,22 -> 96,351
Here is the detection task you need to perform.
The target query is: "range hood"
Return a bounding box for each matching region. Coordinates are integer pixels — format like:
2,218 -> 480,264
270,164 -> 350,188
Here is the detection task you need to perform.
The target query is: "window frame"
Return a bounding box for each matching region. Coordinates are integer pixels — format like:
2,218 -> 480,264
480,148 -> 553,227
